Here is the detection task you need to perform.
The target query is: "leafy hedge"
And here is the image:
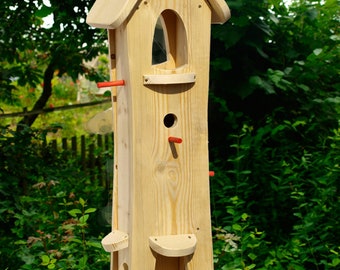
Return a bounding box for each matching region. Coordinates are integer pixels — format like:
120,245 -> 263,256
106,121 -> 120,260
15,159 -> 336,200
0,126 -> 111,269
208,1 -> 339,269
0,0 -> 339,269
1,108 -> 338,270
210,120 -> 339,269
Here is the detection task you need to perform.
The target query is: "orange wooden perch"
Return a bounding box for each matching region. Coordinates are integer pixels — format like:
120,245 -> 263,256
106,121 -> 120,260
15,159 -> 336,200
97,80 -> 125,88
168,137 -> 183,144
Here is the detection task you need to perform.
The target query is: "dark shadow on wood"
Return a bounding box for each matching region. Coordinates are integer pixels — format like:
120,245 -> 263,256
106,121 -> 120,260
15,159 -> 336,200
169,142 -> 178,159
151,250 -> 194,270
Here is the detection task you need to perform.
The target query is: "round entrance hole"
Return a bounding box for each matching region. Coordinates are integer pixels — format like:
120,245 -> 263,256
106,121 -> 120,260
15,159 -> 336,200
163,113 -> 177,128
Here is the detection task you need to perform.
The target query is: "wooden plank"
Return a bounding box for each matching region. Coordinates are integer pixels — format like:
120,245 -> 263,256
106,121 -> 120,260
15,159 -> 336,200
105,133 -> 110,151
86,0 -> 230,269
97,134 -> 104,186
109,28 -> 119,270
81,135 -> 86,170
71,136 -> 77,158
62,138 -> 67,151
115,22 -> 132,268
143,73 -> 196,85
86,0 -> 140,29
89,135 -> 95,170
51,140 -> 57,152
207,0 -> 231,24
86,0 -> 230,29
113,1 -> 214,269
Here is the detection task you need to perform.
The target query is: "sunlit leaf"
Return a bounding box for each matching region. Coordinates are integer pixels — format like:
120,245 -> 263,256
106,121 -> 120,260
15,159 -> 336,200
35,5 -> 54,18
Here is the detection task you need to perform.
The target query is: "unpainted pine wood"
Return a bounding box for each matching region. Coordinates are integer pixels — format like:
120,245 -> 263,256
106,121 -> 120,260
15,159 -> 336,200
86,0 -> 230,29
208,0 -> 231,23
154,255 -> 184,270
108,29 -> 119,270
112,1 -> 214,269
86,0 -> 140,29
143,73 -> 196,85
149,234 -> 197,257
115,22 -> 133,269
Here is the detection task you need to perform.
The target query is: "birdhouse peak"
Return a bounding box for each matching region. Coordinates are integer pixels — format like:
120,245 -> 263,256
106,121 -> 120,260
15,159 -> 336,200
87,0 -> 230,29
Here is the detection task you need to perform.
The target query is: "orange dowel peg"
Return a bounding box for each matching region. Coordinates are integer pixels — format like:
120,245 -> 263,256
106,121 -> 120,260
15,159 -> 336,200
168,137 -> 183,144
97,80 -> 125,88
209,171 -> 215,177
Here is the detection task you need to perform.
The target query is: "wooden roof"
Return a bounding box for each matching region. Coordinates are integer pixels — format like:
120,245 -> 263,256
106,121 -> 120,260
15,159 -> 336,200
86,0 -> 230,29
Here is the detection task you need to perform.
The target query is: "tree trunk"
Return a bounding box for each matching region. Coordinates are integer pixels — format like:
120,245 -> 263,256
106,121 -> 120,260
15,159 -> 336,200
17,62 -> 55,129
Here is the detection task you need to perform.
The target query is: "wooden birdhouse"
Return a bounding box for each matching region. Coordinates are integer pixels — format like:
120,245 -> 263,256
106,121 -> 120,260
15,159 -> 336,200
86,1 -> 230,269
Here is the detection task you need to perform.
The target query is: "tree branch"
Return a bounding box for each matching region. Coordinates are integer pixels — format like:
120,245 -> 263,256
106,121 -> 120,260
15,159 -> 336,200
17,61 -> 55,129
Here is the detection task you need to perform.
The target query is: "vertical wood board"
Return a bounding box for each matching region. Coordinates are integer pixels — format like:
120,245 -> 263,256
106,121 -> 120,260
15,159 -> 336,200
113,1 -> 214,269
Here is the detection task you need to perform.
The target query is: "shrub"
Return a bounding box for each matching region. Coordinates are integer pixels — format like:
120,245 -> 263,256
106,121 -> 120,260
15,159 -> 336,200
210,119 -> 339,270
0,125 -> 110,269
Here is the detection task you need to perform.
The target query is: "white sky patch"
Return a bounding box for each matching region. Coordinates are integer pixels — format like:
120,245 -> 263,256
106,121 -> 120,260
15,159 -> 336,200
43,0 -> 51,7
41,0 -> 53,28
284,0 -> 293,7
43,13 -> 54,28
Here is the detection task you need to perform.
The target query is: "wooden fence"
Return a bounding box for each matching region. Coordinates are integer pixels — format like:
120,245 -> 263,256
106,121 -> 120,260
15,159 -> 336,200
46,133 -> 114,188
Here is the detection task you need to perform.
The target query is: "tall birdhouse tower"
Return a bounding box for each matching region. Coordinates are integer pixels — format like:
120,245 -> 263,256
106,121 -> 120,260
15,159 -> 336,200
87,1 -> 230,269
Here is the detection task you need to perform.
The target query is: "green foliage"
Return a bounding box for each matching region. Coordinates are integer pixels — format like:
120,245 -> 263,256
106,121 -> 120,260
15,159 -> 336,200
209,1 -> 339,268
0,0 -> 339,269
0,0 -> 108,126
0,126 -> 110,269
0,72 -> 111,137
211,123 -> 339,269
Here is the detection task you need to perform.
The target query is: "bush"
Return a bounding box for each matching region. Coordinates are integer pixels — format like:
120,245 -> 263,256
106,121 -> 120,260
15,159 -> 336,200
0,125 -> 110,269
210,117 -> 339,269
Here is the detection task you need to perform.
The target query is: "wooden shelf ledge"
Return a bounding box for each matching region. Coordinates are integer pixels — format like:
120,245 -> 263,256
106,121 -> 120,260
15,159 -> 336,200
149,234 -> 197,257
143,73 -> 196,85
101,230 -> 129,252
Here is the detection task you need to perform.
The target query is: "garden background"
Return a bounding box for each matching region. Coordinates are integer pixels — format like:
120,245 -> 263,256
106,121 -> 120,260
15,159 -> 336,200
0,0 -> 339,269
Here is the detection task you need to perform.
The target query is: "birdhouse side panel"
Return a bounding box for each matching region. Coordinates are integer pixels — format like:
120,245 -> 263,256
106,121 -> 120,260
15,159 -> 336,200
114,22 -> 136,269
114,1 -> 215,269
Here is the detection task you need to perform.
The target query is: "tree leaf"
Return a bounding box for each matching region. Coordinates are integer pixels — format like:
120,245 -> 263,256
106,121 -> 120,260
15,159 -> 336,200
79,214 -> 89,224
232,224 -> 243,231
47,263 -> 56,269
79,198 -> 86,207
68,209 -> 82,217
84,208 -> 97,214
41,255 -> 50,266
313,48 -> 323,56
35,5 -> 54,18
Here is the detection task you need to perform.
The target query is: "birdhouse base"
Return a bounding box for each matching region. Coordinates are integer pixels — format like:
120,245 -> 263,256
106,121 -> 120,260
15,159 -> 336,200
149,234 -> 197,257
101,230 -> 129,252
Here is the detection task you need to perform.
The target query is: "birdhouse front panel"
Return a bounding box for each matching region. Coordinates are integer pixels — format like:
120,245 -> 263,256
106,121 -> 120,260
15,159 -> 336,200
87,0 -> 230,270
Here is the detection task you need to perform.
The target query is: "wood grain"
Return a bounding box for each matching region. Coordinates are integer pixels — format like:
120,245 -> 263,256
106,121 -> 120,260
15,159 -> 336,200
87,0 -> 231,269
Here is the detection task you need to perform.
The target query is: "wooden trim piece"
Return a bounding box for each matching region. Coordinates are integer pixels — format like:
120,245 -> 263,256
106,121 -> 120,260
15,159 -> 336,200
108,28 -> 119,270
101,231 -> 129,252
149,234 -> 197,257
86,0 -> 140,29
208,0 -> 231,24
143,73 -> 196,85
86,0 -> 230,28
